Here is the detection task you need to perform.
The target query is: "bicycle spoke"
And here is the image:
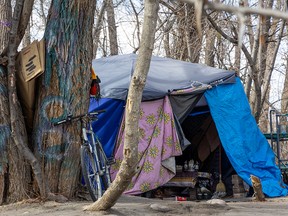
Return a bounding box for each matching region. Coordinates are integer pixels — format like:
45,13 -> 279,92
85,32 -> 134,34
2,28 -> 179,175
81,145 -> 102,201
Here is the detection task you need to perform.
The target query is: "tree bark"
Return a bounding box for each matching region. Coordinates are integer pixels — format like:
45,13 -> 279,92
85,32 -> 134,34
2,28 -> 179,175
0,66 -> 10,204
0,0 -> 12,204
105,0 -> 118,55
234,46 -> 241,76
171,2 -> 187,60
93,2 -> 106,58
22,21 -> 31,47
33,0 -> 96,199
39,0 -> 47,25
129,0 -> 141,52
84,0 -> 160,211
205,26 -> 215,67
1,0 -> 42,203
281,57 -> 288,113
7,0 -> 42,201
15,0 -> 35,48
0,0 -> 12,55
185,3 -> 202,63
259,3 -> 285,131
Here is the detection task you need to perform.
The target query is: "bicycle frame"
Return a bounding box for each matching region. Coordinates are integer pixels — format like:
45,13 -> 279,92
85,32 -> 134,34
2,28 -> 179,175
82,126 -> 103,198
54,110 -> 112,200
82,122 -> 110,174
81,114 -> 112,191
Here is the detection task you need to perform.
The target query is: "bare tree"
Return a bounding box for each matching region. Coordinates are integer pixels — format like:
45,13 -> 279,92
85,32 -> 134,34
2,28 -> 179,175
0,0 -> 12,54
129,0 -> 142,52
184,3 -> 202,63
93,1 -> 107,58
281,56 -> 288,114
204,23 -> 216,67
39,0 -> 47,25
22,21 -> 31,47
0,0 -> 40,203
6,0 -> 51,201
85,0 -> 160,211
106,0 -> 119,55
198,0 -> 286,124
280,0 -> 288,111
0,0 -> 12,204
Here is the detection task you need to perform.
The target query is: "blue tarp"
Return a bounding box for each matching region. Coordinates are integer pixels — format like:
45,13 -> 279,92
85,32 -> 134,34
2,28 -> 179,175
205,77 -> 288,197
89,98 -> 125,158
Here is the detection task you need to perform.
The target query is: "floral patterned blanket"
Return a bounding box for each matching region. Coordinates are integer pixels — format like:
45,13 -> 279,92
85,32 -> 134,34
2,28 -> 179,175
110,96 -> 182,194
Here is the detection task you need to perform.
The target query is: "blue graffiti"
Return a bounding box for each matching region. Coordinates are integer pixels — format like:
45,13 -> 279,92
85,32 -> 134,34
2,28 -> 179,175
0,67 -> 8,95
0,66 -> 6,76
34,126 -> 76,162
0,20 -> 11,29
0,125 -> 10,151
40,95 -> 69,124
0,125 -> 10,173
0,84 -> 7,95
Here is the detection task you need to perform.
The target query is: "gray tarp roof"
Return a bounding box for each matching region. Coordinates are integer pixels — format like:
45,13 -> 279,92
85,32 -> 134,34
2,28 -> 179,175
92,53 -> 236,101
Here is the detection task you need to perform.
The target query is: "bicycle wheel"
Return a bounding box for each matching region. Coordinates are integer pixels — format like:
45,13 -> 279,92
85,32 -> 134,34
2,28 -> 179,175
80,145 -> 101,201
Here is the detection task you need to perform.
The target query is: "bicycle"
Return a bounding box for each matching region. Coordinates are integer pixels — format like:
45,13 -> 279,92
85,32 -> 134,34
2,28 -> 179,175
53,110 -> 114,201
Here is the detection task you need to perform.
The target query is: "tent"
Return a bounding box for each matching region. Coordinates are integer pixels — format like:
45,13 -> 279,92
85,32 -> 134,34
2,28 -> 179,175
89,53 -> 288,197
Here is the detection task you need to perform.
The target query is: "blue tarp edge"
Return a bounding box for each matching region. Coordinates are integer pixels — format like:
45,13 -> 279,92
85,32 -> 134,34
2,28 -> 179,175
205,77 -> 288,197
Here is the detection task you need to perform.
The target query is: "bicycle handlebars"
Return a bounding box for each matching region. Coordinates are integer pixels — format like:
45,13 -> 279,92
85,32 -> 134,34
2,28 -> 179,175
53,110 -> 106,126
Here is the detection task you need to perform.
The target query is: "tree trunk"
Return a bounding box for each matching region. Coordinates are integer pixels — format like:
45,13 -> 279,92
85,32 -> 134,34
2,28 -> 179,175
93,2 -> 106,58
0,0 -> 12,204
259,9 -> 285,131
171,3 -> 187,60
234,46 -> 241,76
129,0 -> 141,52
0,66 -> 10,204
0,0 -> 46,203
85,0 -> 160,211
185,3 -> 201,63
106,0 -> 118,55
164,31 -> 171,57
7,0 -> 40,202
205,26 -> 215,67
15,0 -> 35,48
22,21 -> 31,47
0,0 -> 12,54
39,0 -> 47,25
281,57 -> 288,113
33,0 -> 96,199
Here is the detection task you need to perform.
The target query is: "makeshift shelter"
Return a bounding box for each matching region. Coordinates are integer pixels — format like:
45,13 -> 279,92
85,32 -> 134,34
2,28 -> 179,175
89,53 -> 288,197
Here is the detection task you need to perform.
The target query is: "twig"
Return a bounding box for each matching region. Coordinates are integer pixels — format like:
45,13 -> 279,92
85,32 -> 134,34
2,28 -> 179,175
179,0 -> 288,20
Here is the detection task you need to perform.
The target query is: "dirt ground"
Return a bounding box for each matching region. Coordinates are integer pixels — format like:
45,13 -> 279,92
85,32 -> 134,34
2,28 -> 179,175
1,195 -> 288,216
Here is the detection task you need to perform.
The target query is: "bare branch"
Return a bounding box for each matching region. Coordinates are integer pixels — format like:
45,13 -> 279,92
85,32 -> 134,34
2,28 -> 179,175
194,0 -> 204,36
205,12 -> 255,70
95,1 -> 107,32
236,12 -> 245,48
160,0 -> 177,13
15,0 -> 35,48
180,0 -> 288,20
